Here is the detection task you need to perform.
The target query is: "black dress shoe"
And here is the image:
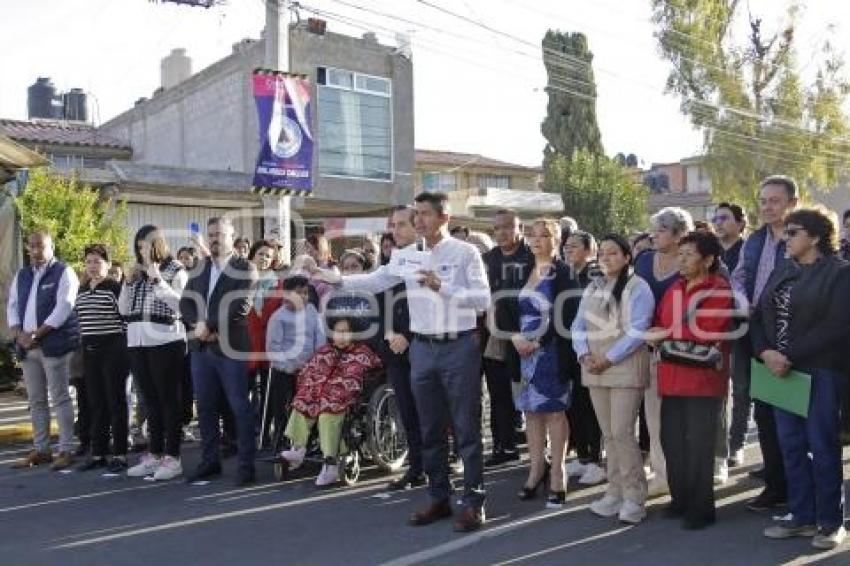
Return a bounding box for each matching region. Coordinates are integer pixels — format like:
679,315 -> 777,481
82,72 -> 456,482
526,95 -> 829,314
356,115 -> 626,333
387,470 -> 426,491
107,457 -> 128,474
746,489 -> 787,512
409,500 -> 453,526
235,467 -> 256,487
517,464 -> 550,501
186,461 -> 223,483
545,491 -> 566,509
77,457 -> 107,472
485,450 -> 520,467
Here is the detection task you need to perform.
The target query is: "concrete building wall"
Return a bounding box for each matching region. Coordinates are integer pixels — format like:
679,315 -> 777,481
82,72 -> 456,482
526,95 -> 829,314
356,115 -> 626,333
101,24 -> 414,208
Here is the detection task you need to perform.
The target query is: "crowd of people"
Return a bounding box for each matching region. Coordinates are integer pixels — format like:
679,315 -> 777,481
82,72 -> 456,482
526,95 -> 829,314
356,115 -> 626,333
4,178 -> 849,547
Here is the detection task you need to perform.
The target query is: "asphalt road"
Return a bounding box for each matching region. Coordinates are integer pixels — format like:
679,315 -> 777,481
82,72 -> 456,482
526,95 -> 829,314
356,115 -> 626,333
1,443 -> 848,566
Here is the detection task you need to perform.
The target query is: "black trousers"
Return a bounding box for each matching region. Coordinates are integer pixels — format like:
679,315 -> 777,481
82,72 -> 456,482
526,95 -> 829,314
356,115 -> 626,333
181,355 -> 194,426
263,369 -> 296,451
483,358 -> 518,452
568,383 -> 602,463
753,400 -> 787,497
128,341 -> 185,457
386,357 -> 423,474
661,396 -> 722,524
83,335 -> 129,457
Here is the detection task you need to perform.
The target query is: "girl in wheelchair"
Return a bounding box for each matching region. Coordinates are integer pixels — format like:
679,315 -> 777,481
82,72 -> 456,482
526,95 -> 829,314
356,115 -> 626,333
280,314 -> 382,486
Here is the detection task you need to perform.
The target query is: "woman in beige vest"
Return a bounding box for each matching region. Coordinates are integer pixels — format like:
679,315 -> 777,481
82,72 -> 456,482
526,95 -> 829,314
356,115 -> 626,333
571,234 -> 654,524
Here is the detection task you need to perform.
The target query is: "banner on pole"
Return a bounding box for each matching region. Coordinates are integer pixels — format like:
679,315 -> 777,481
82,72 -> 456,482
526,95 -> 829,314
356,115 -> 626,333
252,70 -> 313,195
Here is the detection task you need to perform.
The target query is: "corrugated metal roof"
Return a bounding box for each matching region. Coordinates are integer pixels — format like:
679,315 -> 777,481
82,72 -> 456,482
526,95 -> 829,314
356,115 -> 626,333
0,119 -> 130,150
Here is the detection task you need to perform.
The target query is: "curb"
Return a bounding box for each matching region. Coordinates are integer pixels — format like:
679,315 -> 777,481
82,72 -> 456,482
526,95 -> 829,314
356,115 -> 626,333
0,422 -> 57,445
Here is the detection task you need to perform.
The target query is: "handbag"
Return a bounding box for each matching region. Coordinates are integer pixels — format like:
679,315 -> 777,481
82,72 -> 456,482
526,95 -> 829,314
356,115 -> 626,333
657,297 -> 722,369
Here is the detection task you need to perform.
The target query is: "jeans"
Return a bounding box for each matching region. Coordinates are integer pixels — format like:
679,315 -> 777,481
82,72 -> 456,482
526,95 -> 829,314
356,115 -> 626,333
410,334 -> 484,509
774,368 -> 844,530
21,349 -> 75,453
192,348 -> 256,472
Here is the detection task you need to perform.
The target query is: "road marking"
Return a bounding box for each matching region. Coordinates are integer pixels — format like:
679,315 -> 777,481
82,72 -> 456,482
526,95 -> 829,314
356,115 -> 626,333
493,526 -> 633,565
0,483 -> 169,514
53,481 -> 389,549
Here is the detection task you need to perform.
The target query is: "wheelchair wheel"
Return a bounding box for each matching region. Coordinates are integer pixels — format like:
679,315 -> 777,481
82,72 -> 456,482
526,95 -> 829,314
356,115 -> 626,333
341,452 -> 361,486
273,459 -> 289,482
367,384 -> 408,473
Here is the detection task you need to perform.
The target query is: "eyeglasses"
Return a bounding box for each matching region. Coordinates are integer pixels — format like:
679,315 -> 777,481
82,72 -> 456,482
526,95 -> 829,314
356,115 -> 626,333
712,214 -> 731,224
783,227 -> 804,238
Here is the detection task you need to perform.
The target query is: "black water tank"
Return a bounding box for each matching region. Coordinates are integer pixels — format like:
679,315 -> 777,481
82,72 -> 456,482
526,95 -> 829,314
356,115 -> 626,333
63,88 -> 88,122
27,77 -> 56,119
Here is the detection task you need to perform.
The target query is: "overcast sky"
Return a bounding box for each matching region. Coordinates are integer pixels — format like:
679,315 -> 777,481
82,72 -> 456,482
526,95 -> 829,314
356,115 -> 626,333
2,0 -> 847,168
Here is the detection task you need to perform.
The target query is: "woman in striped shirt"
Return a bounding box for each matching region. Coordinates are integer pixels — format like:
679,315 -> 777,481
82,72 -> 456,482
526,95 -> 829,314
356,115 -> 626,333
75,244 -> 130,473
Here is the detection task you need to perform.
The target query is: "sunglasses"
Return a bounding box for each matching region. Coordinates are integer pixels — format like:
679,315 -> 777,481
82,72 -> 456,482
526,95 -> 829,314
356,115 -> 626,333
712,214 -> 731,224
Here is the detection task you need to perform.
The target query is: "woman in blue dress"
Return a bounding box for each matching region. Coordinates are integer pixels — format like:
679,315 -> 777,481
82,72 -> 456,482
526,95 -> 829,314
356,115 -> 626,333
512,218 -> 581,508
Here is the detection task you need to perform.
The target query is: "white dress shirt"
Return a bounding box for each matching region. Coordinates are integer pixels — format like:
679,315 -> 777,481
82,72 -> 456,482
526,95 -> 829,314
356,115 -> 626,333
6,259 -> 80,333
342,235 -> 491,335
208,253 -> 233,301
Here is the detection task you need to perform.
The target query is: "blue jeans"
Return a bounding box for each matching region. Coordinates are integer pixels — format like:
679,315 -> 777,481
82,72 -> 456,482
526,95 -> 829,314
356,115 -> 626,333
410,333 -> 484,509
191,349 -> 256,472
774,368 -> 845,530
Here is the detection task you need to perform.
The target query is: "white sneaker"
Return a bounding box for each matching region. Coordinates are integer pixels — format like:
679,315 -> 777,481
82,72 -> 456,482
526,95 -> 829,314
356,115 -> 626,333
565,459 -> 586,478
618,500 -> 647,524
728,449 -> 745,467
152,455 -> 182,481
127,453 -> 161,477
281,446 -> 306,470
578,463 -> 606,485
647,478 -> 670,498
812,526 -> 847,550
315,463 -> 339,487
590,494 -> 623,518
713,458 -> 729,485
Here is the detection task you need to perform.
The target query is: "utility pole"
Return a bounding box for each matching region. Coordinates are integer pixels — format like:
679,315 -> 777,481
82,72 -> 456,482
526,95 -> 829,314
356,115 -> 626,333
262,0 -> 293,263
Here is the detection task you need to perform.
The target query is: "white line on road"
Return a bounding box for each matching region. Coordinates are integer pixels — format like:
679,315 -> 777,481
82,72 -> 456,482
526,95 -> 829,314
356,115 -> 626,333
0,482 -> 170,513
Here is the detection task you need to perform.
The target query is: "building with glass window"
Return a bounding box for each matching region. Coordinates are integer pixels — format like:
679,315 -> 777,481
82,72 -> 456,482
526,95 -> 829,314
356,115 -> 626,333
95,22 -> 414,249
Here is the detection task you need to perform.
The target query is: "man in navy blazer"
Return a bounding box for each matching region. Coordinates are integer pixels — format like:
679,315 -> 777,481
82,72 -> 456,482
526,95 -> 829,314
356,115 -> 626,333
180,216 -> 258,485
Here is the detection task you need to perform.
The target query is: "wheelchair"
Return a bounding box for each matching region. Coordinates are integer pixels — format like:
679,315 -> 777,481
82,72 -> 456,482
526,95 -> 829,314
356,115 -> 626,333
272,368 -> 409,485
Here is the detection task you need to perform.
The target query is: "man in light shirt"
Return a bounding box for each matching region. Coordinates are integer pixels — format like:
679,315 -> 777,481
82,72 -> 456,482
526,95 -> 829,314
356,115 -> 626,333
6,230 -> 80,470
315,192 -> 491,532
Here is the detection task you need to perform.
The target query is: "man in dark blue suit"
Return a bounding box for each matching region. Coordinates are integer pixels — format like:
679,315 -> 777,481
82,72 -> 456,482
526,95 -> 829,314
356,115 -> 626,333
180,216 -> 258,485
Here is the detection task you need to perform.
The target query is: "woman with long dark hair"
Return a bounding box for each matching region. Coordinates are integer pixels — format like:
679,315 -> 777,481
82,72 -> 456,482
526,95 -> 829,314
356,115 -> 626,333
119,225 -> 187,480
572,234 -> 654,524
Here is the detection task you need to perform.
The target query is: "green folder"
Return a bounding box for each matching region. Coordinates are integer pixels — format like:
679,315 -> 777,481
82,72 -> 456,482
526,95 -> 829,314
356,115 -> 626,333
750,359 -> 811,418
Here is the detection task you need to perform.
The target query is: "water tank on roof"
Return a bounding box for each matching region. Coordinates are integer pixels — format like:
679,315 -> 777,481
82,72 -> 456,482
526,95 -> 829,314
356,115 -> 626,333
62,88 -> 88,122
27,77 -> 57,119
161,48 -> 192,89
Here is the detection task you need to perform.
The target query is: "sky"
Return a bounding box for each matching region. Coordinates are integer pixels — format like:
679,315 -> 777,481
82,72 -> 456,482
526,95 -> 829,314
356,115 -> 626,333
2,0 -> 848,168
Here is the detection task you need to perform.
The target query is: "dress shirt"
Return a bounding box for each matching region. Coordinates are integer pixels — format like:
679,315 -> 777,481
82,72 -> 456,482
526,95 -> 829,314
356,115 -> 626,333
266,303 -> 326,373
208,253 -> 233,301
6,259 -> 79,333
342,235 -> 491,335
571,276 -> 655,364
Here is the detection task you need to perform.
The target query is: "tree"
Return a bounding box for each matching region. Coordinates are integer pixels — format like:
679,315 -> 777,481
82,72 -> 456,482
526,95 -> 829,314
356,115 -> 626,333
15,168 -> 129,271
541,30 -> 604,169
651,0 -> 850,212
544,150 -> 649,236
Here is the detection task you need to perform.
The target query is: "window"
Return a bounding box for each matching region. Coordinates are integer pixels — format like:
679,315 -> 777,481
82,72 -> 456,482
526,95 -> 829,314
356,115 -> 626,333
477,174 -> 510,190
317,67 -> 392,181
49,154 -> 85,170
422,171 -> 458,192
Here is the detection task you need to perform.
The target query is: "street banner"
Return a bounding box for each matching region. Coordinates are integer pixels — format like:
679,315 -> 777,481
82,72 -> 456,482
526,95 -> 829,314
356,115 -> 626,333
252,70 -> 313,194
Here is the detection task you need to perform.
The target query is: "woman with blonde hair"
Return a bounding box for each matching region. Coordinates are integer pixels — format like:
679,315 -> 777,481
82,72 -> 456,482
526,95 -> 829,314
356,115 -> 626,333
512,218 -> 581,508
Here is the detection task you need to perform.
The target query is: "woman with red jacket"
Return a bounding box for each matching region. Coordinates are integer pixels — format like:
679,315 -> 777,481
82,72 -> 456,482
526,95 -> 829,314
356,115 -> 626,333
647,231 -> 734,530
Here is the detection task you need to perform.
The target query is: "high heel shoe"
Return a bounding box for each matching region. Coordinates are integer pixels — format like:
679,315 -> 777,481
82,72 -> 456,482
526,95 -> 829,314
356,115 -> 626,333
517,463 -> 551,501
